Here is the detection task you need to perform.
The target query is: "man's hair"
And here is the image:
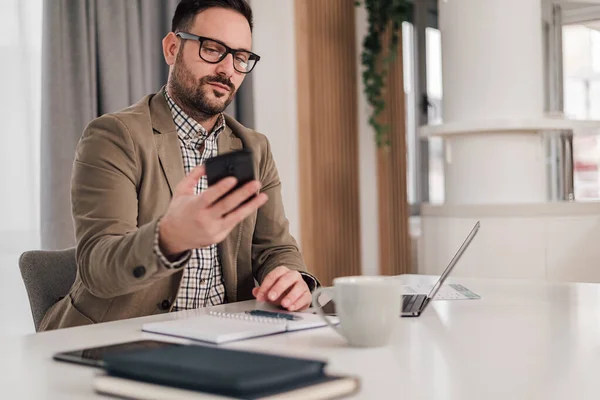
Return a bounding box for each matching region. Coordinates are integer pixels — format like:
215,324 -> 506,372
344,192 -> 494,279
171,0 -> 253,33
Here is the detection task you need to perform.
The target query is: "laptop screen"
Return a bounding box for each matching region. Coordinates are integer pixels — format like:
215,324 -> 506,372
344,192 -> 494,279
426,221 -> 480,300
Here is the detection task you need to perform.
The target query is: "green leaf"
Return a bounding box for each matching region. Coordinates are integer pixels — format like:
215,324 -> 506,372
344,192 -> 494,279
355,0 -> 410,147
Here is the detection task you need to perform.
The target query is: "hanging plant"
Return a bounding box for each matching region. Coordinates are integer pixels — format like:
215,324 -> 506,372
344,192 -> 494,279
356,0 -> 412,147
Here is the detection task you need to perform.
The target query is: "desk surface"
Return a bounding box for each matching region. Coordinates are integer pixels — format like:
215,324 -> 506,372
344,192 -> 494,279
3,274 -> 600,399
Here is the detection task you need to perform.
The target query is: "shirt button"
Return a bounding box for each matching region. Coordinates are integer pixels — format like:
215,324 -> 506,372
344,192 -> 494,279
199,279 -> 205,284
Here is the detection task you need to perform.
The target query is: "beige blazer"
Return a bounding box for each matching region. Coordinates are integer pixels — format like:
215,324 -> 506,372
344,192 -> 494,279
40,89 -> 311,331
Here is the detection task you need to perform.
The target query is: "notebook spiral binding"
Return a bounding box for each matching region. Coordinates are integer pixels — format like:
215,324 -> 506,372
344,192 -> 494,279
208,311 -> 287,325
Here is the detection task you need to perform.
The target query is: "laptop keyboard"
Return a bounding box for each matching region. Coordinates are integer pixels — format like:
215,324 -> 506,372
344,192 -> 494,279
402,294 -> 427,313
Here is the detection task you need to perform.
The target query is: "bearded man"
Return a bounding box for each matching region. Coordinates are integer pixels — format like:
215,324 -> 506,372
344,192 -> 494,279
40,0 -> 317,331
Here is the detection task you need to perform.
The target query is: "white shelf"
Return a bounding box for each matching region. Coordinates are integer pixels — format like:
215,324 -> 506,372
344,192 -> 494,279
419,117 -> 600,138
421,201 -> 600,218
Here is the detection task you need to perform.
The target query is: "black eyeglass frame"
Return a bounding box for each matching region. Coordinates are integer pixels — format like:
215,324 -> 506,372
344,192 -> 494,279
175,32 -> 261,74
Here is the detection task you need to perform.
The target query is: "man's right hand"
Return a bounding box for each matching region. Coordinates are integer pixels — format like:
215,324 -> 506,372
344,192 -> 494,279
158,164 -> 268,257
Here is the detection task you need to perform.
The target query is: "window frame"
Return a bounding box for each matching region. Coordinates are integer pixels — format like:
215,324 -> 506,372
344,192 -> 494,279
406,0 -> 438,216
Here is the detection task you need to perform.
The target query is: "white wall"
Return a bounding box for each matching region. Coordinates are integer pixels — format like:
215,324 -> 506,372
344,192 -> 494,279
250,0 -> 301,243
355,4 -> 380,276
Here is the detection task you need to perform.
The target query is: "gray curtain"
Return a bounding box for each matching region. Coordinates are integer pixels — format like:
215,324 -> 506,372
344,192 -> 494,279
41,0 -> 254,250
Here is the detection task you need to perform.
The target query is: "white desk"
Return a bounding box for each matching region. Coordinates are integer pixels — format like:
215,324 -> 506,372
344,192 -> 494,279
2,274 -> 600,399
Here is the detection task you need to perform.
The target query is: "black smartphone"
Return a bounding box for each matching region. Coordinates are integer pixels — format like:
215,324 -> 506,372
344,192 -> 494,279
205,149 -> 256,205
53,339 -> 182,368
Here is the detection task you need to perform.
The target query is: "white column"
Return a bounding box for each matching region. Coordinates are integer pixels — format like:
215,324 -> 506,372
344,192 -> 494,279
441,0 -> 545,123
443,134 -> 547,204
439,0 -> 547,204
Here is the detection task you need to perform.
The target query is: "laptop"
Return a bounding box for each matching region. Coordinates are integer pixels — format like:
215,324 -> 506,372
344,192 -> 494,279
402,221 -> 480,317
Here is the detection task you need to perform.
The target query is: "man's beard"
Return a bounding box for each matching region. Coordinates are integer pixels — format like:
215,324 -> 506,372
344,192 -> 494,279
169,52 -> 237,121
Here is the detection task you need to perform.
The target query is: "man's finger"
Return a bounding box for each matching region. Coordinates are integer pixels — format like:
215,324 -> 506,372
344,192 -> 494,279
255,266 -> 289,301
196,176 -> 238,208
264,270 -> 300,302
211,180 -> 261,216
174,165 -> 206,197
222,192 -> 268,227
280,281 -> 307,310
289,291 -> 313,312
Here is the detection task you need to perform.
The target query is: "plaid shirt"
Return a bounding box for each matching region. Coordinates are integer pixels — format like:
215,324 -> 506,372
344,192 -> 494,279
156,89 -> 227,310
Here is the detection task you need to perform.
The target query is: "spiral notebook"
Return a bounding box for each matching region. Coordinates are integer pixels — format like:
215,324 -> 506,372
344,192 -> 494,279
142,310 -> 334,344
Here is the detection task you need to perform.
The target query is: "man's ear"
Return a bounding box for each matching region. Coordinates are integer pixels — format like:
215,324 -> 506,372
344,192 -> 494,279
163,32 -> 179,66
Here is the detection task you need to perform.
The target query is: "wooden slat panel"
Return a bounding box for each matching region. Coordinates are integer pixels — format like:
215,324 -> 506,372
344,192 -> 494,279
295,0 -> 361,285
378,30 -> 411,276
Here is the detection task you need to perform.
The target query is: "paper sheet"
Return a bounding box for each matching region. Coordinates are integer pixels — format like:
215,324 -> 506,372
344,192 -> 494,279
403,283 -> 480,300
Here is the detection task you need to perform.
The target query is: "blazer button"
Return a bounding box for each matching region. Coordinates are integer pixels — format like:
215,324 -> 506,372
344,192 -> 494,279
160,300 -> 171,310
132,266 -> 146,278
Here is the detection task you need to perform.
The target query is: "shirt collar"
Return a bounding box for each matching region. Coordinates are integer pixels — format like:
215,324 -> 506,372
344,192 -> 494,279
163,88 -> 225,146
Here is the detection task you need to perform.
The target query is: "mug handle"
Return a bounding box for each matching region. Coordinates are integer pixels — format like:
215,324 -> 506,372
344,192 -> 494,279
312,287 -> 342,335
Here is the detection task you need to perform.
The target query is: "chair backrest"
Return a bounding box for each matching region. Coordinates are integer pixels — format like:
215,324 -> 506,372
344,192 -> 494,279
19,248 -> 77,331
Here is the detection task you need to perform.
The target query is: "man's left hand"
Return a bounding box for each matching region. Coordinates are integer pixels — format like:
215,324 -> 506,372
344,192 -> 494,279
252,266 -> 312,311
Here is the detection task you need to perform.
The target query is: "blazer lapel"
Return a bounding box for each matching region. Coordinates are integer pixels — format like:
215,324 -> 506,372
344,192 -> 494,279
150,90 -> 185,195
155,133 -> 185,195
217,125 -> 243,154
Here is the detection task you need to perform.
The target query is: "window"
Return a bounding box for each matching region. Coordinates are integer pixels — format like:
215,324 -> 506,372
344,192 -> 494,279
1,0 -> 42,336
425,27 -> 444,205
0,0 -> 42,247
563,22 -> 600,200
404,0 -> 444,211
404,22 -> 417,205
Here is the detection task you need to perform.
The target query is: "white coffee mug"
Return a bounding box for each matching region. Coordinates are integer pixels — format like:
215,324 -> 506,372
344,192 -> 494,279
313,276 -> 403,347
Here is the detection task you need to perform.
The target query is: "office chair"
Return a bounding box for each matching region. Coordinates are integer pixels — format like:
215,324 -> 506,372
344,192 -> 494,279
18,248 -> 77,331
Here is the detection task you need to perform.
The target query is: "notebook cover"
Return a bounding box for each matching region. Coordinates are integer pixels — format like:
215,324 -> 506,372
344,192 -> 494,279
102,345 -> 328,398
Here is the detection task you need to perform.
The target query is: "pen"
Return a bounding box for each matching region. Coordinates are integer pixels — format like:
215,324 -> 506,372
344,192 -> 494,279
246,310 -> 303,321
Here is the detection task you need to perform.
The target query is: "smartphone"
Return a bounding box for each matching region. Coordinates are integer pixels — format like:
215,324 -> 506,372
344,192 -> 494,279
53,339 -> 182,368
205,149 -> 256,205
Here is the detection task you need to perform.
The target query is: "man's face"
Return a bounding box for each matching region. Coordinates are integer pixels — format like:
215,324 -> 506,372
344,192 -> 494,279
168,7 -> 252,117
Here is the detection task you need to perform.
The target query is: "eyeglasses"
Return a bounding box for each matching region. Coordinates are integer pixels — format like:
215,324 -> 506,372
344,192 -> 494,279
175,32 -> 260,74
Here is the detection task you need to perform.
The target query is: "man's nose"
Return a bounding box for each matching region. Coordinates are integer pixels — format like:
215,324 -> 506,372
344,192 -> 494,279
214,53 -> 235,78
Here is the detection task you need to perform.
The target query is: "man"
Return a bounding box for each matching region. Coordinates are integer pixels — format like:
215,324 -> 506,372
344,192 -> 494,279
40,0 -> 317,331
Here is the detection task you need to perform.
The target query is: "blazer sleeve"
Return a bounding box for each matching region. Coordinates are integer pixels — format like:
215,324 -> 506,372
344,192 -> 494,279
71,115 -> 186,298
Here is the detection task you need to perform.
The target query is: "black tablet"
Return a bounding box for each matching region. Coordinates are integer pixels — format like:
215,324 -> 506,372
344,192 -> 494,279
53,339 -> 182,368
